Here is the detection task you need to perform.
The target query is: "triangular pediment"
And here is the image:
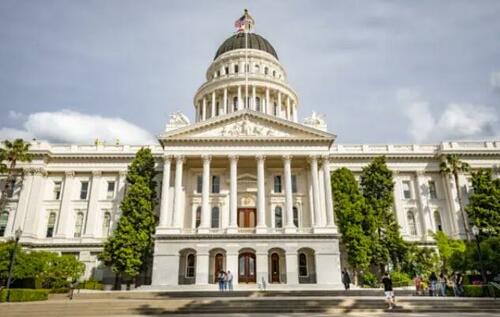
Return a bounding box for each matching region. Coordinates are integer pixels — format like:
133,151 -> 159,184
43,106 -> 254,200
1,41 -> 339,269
158,110 -> 335,143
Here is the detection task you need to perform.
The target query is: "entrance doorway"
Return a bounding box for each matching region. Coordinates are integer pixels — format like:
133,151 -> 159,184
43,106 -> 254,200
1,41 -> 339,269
238,208 -> 256,228
271,253 -> 280,283
238,252 -> 256,283
214,253 -> 224,283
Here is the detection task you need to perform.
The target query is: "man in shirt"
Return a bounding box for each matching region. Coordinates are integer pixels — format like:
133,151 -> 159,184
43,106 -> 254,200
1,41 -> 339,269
226,270 -> 234,291
381,272 -> 395,310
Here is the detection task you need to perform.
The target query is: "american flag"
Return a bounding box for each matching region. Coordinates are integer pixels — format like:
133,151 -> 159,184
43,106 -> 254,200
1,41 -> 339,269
234,14 -> 246,32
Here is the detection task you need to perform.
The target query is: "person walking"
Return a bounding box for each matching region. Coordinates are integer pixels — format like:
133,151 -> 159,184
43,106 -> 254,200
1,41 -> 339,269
438,272 -> 447,296
381,272 -> 395,310
429,272 -> 438,296
453,272 -> 464,297
341,269 -> 351,291
414,275 -> 422,295
227,270 -> 234,291
217,270 -> 225,292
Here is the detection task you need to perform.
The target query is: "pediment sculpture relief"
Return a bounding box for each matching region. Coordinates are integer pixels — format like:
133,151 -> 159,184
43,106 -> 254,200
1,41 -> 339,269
220,119 -> 283,137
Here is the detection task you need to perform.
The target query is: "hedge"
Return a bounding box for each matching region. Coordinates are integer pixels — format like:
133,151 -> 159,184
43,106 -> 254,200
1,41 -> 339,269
0,289 -> 49,302
463,285 -> 500,297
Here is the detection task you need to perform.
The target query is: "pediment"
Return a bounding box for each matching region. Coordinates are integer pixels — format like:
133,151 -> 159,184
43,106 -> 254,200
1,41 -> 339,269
159,110 -> 335,143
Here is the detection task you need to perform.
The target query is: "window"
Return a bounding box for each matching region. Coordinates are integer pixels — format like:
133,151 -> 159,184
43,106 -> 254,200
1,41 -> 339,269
102,211 -> 111,237
211,207 -> 220,228
264,67 -> 269,75
255,64 -> 260,73
196,175 -> 202,194
217,70 -> 220,77
80,181 -> 89,200
428,181 -> 437,199
224,66 -> 229,75
293,207 -> 299,227
274,206 -> 283,228
233,97 -> 238,111
0,211 -> 8,236
106,181 -> 116,199
298,253 -> 308,276
195,206 -> 201,228
402,181 -> 412,199
46,212 -> 56,238
74,212 -> 85,238
272,70 -> 276,77
434,210 -> 443,231
273,103 -> 278,116
53,181 -> 62,200
274,175 -> 282,193
234,64 -> 239,73
186,254 -> 195,277
292,175 -> 298,193
216,102 -> 220,116
212,175 -> 220,194
407,210 -> 417,236
256,97 -> 261,112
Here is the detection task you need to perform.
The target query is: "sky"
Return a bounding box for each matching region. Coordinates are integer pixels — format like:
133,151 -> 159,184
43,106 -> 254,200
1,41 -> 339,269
0,0 -> 499,145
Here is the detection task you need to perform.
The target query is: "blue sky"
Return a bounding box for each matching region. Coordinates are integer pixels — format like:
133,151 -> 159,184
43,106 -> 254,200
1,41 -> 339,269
0,0 -> 499,144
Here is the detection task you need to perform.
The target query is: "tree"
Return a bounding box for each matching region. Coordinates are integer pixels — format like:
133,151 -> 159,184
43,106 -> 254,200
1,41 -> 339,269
465,169 -> 500,237
0,139 -> 33,213
100,148 -> 157,287
433,230 -> 466,273
331,168 -> 372,280
440,154 -> 471,240
360,156 -> 407,272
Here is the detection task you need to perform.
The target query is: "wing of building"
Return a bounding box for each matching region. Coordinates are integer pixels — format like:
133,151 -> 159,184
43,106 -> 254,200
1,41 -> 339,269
1,20 -> 499,289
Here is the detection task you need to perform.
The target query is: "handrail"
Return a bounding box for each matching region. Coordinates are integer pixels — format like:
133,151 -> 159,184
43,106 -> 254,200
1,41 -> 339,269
489,282 -> 500,299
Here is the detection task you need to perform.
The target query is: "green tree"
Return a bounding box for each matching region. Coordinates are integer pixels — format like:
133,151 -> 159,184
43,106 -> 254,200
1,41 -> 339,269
331,168 -> 372,280
433,230 -> 466,273
401,245 -> 439,277
465,169 -> 500,236
100,148 -> 157,287
360,156 -> 407,272
440,154 -> 471,240
0,139 -> 33,213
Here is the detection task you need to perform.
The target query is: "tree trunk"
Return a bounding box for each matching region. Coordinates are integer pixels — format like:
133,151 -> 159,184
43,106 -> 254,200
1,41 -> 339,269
454,172 -> 471,241
113,272 -> 121,290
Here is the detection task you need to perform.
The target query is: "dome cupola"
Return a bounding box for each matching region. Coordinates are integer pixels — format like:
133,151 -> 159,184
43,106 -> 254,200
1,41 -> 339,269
214,33 -> 278,60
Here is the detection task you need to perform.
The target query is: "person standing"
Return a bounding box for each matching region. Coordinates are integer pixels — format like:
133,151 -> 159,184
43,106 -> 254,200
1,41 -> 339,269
341,269 -> 351,290
381,272 -> 395,310
438,272 -> 447,296
429,272 -> 438,296
217,270 -> 225,292
414,275 -> 422,295
227,270 -> 234,291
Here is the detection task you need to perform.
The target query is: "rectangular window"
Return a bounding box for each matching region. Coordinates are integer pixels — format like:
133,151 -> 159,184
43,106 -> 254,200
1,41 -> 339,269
292,175 -> 298,193
402,181 -> 412,199
224,67 -> 229,75
106,181 -> 116,199
80,181 -> 89,200
53,181 -> 62,200
211,175 -> 220,194
196,175 -> 202,194
274,175 -> 282,193
46,211 -> 57,238
428,181 -> 438,199
74,211 -> 85,238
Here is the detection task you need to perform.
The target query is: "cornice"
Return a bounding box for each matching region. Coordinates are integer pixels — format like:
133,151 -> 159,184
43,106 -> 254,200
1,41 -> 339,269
154,233 -> 341,240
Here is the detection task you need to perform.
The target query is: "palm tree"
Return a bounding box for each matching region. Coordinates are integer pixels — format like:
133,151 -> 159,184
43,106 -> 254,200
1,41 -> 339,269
439,154 -> 471,241
0,139 -> 33,212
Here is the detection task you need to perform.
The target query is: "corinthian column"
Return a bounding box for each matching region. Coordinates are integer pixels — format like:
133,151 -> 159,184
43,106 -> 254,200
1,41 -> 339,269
227,155 -> 238,233
211,91 -> 216,117
159,156 -> 172,228
283,155 -> 296,232
237,86 -> 242,110
84,170 -> 102,237
256,155 -> 266,233
171,156 -> 185,229
322,156 -> 337,231
202,97 -> 207,121
199,155 -> 211,232
223,87 -> 228,115
309,156 -> 322,229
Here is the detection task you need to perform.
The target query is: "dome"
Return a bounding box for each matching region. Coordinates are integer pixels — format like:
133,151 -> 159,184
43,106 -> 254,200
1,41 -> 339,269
214,33 -> 278,60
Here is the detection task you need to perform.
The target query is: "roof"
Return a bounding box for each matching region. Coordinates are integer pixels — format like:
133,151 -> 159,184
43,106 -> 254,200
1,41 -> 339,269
214,33 -> 278,60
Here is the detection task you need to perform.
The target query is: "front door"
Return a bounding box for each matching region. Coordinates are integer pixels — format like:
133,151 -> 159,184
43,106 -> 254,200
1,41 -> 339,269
214,253 -> 224,283
238,208 -> 256,228
271,253 -> 280,283
238,253 -> 256,283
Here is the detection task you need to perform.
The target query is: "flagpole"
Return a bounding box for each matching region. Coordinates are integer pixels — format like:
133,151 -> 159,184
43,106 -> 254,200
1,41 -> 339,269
244,22 -> 248,111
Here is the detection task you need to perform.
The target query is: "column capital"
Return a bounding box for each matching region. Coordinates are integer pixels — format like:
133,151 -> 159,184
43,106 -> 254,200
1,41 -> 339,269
92,171 -> 102,177
320,155 -> 330,163
307,155 -> 318,163
65,171 -> 75,177
228,155 -> 239,162
202,155 -> 212,163
282,155 -> 292,162
416,170 -> 425,176
163,154 -> 173,161
175,155 -> 185,163
256,155 -> 266,162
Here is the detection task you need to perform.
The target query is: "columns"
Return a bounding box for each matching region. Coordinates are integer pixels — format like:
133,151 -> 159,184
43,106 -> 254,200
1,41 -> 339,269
392,172 -> 407,235
265,87 -> 270,114
211,91 -> 216,118
415,171 -> 433,239
292,101 -> 298,122
252,85 -> 256,111
286,96 -> 291,120
159,156 -> 172,227
202,97 -> 207,120
22,169 -> 46,238
309,156 -> 323,229
256,155 -> 266,233
11,170 -> 34,235
413,171 -> 427,238
171,156 -> 185,229
277,92 -> 282,118
223,87 -> 228,115
283,155 -> 295,232
227,155 -> 238,233
56,171 -> 75,237
321,156 -> 336,230
84,171 -> 102,237
199,155 -> 211,232
237,85 -> 243,110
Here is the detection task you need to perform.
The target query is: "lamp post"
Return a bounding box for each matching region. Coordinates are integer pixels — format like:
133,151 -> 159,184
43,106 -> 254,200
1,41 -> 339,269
471,225 -> 489,296
5,228 -> 22,302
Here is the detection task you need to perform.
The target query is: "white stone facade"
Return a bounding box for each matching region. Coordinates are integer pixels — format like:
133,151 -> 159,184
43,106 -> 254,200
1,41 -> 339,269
1,30 -> 500,289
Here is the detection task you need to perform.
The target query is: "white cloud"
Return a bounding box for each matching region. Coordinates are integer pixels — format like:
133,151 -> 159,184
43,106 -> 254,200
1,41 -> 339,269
399,89 -> 499,142
2,110 -> 156,144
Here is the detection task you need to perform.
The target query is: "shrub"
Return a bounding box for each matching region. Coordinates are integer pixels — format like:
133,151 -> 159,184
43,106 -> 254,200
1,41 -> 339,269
361,272 -> 379,288
0,289 -> 49,302
391,271 -> 412,287
463,285 -> 500,297
48,288 -> 70,294
80,278 -> 104,290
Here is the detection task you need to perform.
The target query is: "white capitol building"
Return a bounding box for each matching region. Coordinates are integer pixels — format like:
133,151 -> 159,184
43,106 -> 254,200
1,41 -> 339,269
1,21 -> 499,289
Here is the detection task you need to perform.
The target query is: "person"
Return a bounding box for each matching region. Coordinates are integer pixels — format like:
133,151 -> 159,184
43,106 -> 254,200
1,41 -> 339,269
217,270 -> 225,291
226,270 -> 234,291
68,279 -> 78,300
414,275 -> 422,295
381,272 -> 395,310
341,269 -> 351,290
453,272 -> 464,297
429,272 -> 438,296
438,272 -> 447,296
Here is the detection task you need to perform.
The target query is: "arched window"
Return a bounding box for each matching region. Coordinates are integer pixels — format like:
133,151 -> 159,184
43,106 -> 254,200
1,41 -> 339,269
434,210 -> 443,231
274,175 -> 282,193
224,66 -> 229,75
272,70 -> 276,77
46,212 -> 56,237
407,210 -> 417,236
298,253 -> 308,276
102,212 -> 111,237
186,254 -> 195,277
195,206 -> 201,228
293,207 -> 299,227
233,97 -> 238,111
256,97 -> 261,112
211,207 -> 220,228
234,64 -> 239,73
274,206 -> 283,228
264,67 -> 269,75
74,212 -> 85,238
0,211 -> 9,237
254,64 -> 260,73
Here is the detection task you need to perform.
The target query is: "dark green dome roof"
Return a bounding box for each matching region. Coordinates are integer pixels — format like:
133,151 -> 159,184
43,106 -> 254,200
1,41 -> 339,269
214,33 -> 278,60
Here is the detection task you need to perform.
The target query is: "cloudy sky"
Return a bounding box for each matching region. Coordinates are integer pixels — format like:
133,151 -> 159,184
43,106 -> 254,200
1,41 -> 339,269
1,0 -> 499,144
